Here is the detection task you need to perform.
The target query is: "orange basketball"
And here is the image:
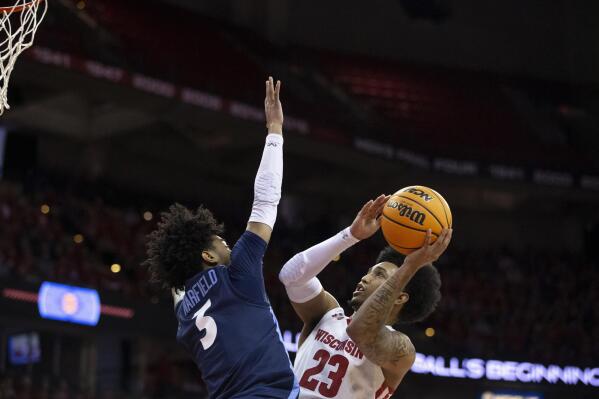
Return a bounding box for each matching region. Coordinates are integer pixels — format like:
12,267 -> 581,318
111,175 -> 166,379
381,186 -> 452,255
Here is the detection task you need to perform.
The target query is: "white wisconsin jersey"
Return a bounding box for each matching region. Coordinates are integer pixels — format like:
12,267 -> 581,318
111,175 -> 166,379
294,307 -> 394,399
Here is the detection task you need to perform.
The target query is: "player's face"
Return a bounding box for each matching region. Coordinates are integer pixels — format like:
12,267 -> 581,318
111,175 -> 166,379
211,235 -> 232,265
349,262 -> 399,310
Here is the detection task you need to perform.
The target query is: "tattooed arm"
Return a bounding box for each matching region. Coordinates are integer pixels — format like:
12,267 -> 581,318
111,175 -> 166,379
346,262 -> 420,362
346,228 -> 452,387
345,262 -> 420,388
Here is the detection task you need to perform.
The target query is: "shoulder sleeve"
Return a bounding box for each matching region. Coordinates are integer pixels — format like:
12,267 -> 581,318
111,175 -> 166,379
227,231 -> 269,303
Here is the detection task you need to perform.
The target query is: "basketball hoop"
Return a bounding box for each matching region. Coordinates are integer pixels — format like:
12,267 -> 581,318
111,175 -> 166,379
0,0 -> 47,115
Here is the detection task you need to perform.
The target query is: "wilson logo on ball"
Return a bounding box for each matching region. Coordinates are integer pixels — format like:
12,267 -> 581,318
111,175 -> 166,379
387,201 -> 426,225
382,185 -> 451,255
404,188 -> 434,202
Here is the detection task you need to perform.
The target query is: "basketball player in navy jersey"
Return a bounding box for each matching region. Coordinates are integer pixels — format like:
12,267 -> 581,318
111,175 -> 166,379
144,77 -> 299,399
279,197 -> 452,398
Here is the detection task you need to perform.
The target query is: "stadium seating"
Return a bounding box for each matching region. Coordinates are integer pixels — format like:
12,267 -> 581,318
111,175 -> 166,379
1,179 -> 596,370
310,51 -> 548,162
31,0 -> 597,170
81,0 -> 265,101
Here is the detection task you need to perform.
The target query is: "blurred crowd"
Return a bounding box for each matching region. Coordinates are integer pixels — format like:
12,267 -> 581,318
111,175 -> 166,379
0,371 -> 207,399
0,182 -> 152,297
428,248 -> 597,364
0,375 -> 87,399
0,179 -> 597,398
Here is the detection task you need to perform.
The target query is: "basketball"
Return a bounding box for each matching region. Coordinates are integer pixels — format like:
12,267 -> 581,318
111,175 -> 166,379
381,186 -> 452,255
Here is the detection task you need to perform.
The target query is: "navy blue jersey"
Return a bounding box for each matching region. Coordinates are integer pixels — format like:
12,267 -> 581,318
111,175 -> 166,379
175,231 -> 299,399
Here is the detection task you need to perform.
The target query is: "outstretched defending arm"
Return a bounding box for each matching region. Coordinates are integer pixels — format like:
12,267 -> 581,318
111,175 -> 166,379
346,228 -> 452,389
279,195 -> 389,336
226,78 -> 285,303
246,77 -> 284,244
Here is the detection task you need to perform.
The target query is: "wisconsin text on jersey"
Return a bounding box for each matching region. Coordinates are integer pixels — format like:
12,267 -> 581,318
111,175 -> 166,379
313,328 -> 364,360
181,269 -> 218,315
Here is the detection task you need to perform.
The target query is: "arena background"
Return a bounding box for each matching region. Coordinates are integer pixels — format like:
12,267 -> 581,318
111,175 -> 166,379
0,0 -> 598,398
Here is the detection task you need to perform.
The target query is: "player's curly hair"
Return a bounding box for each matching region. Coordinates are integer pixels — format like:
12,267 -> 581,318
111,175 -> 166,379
144,203 -> 224,291
376,246 -> 442,324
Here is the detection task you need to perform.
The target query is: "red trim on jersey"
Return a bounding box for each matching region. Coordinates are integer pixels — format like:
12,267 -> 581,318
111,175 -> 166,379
375,383 -> 394,399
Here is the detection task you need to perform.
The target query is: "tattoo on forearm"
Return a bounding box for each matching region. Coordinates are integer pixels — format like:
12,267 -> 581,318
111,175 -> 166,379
349,267 -> 416,364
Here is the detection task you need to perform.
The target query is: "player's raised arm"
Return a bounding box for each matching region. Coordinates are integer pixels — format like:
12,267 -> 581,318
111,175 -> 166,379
279,195 -> 389,341
246,77 -> 284,244
346,228 -> 452,389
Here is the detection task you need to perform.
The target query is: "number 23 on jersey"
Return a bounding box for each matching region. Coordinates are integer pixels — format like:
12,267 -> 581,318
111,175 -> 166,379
299,349 -> 349,398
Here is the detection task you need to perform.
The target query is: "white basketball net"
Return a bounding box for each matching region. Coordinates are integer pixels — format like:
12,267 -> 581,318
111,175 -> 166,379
0,0 -> 47,115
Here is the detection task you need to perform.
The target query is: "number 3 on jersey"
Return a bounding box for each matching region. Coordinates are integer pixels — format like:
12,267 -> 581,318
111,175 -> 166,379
299,349 -> 349,398
193,299 -> 217,350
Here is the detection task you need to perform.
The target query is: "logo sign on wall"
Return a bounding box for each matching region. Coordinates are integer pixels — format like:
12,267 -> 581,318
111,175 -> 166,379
38,282 -> 101,326
411,354 -> 598,387
281,330 -> 599,387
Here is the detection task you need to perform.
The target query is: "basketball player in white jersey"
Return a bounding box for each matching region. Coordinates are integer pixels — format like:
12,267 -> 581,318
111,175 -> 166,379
279,195 -> 452,398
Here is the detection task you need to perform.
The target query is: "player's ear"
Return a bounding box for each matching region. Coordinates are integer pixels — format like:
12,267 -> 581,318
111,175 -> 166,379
202,249 -> 218,266
395,292 -> 409,306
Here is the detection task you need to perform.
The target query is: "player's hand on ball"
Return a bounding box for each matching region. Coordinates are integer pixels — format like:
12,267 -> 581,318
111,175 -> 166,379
404,228 -> 452,268
349,194 -> 391,240
265,76 -> 283,133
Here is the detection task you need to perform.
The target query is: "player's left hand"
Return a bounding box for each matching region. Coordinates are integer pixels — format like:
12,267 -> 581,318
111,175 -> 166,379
404,228 -> 452,269
349,194 -> 390,240
265,76 -> 283,134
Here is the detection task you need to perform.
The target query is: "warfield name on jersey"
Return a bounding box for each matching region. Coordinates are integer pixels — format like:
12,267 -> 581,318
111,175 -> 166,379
314,328 -> 364,360
181,269 -> 218,315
